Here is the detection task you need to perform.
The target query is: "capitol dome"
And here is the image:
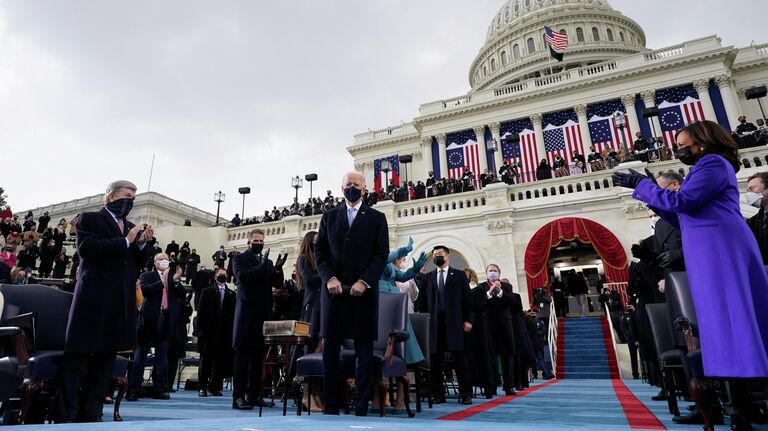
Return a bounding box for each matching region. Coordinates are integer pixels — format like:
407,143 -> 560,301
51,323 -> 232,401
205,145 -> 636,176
470,0 -> 647,91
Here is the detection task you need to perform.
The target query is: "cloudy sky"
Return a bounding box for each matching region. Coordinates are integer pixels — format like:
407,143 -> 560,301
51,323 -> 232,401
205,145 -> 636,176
0,0 -> 763,219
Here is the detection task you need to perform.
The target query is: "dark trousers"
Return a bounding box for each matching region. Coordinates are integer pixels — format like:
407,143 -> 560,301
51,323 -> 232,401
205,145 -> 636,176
198,351 -> 225,392
129,340 -> 169,394
167,340 -> 181,390
430,312 -> 471,397
627,342 -> 639,378
322,337 -> 373,414
497,354 -> 514,390
513,352 -> 529,388
232,344 -> 264,400
554,299 -> 568,318
53,351 -> 116,422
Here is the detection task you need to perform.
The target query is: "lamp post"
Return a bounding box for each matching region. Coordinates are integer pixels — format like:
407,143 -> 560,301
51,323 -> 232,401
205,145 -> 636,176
486,137 -> 499,181
380,158 -> 392,199
238,187 -> 250,221
614,112 -> 634,162
305,173 -> 318,201
291,175 -> 303,215
213,190 -> 225,226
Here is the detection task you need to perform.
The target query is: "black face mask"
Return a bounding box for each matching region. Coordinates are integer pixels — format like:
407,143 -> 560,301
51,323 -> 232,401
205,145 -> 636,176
433,256 -> 445,267
216,275 -> 227,283
250,243 -> 264,255
676,147 -> 699,166
106,198 -> 134,218
343,186 -> 362,202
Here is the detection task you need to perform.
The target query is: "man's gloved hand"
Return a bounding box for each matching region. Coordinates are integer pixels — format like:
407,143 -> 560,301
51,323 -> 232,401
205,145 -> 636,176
274,253 -> 288,270
631,244 -> 654,263
657,250 -> 681,268
612,169 -> 647,189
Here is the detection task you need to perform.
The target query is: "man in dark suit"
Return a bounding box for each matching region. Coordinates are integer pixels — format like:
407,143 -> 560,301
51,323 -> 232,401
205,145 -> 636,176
165,240 -> 180,257
231,229 -> 286,410
483,264 -> 517,396
196,267 -> 235,397
415,245 -> 473,405
746,172 -> 768,264
127,252 -> 185,400
53,180 -> 152,423
315,171 -> 389,416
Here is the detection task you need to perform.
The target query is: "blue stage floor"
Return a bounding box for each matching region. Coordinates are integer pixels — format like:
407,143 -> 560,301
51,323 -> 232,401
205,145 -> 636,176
19,379 -> 735,430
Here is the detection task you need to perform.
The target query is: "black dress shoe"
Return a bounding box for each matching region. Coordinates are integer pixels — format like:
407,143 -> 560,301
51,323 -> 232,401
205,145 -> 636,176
232,398 -> 254,410
504,388 -> 516,396
459,395 -> 472,405
354,409 -> 368,417
248,397 -> 268,408
432,396 -> 446,404
210,390 -> 223,396
673,409 -> 724,425
198,390 -> 208,397
152,392 -> 171,400
126,393 -> 139,402
651,390 -> 667,401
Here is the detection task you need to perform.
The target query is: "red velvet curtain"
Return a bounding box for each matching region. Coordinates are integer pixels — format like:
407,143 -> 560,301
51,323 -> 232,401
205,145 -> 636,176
524,217 -> 629,300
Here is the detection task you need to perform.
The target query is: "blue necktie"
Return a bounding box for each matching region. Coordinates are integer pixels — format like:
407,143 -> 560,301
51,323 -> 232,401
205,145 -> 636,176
438,269 -> 445,311
347,207 -> 357,227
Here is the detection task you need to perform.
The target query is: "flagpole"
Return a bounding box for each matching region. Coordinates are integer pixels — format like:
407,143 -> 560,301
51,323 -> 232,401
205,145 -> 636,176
145,153 -> 155,226
547,52 -> 554,77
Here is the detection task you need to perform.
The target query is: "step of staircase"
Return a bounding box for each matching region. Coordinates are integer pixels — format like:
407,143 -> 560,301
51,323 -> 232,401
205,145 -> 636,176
558,316 -> 618,380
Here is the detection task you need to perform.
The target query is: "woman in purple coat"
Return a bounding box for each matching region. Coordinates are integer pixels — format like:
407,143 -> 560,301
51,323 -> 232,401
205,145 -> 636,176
614,121 -> 767,425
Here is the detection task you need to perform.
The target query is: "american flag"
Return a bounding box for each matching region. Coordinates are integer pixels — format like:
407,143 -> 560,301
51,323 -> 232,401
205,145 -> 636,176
446,129 -> 482,189
587,99 -> 633,156
501,118 -> 538,183
543,109 -> 584,166
544,26 -> 568,51
373,155 -> 400,192
656,84 -> 705,153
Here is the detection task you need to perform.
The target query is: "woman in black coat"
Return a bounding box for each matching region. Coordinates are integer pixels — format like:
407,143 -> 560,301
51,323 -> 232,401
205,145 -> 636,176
38,239 -> 57,277
463,268 -> 497,398
483,264 -> 518,395
297,231 -> 321,353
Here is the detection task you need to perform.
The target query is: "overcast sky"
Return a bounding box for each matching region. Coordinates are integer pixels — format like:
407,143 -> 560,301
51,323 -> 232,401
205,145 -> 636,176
1,0 -> 764,219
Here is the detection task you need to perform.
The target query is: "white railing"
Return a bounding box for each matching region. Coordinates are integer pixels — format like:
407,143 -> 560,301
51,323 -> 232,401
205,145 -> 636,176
442,95 -> 472,108
643,44 -> 686,61
547,299 -> 558,378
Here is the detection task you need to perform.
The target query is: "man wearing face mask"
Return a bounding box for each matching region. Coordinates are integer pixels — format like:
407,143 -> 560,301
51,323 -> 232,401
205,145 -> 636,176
53,180 -> 153,423
127,252 -> 185,401
746,172 -> 768,264
231,229 -> 287,410
415,245 -> 473,405
483,264 -> 517,396
196,268 -> 235,397
315,171 -> 389,416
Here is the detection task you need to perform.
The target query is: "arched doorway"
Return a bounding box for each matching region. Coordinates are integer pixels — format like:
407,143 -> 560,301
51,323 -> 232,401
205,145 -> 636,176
523,217 -> 629,300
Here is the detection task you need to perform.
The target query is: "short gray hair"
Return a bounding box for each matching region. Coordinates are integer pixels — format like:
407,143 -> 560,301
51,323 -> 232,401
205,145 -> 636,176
657,172 -> 684,185
104,180 -> 137,204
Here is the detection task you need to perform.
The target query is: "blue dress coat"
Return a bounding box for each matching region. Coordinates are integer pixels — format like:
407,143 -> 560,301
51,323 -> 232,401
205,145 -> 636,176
633,154 -> 768,378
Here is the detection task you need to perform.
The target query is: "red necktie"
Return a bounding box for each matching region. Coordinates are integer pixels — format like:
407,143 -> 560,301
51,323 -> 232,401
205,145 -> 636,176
161,272 -> 169,309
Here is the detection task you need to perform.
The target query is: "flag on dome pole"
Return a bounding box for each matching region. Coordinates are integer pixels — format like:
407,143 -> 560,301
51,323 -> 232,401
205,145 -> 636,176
544,26 -> 567,62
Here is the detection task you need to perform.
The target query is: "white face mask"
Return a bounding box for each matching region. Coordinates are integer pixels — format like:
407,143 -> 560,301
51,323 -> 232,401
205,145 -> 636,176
746,191 -> 764,208
487,271 -> 500,281
158,259 -> 170,271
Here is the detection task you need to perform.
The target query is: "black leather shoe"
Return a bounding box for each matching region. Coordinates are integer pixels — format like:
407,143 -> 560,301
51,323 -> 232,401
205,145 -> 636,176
232,398 -> 254,410
673,409 -> 724,425
198,390 -> 208,397
125,392 -> 139,402
459,395 -> 472,405
504,388 -> 516,396
248,397 -> 269,408
651,390 -> 667,401
210,390 -> 223,397
152,392 -> 171,400
433,396 -> 446,404
354,409 -> 368,417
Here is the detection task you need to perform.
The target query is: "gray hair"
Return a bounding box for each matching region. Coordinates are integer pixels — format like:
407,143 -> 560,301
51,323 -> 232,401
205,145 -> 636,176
657,172 -> 684,185
104,180 -> 137,204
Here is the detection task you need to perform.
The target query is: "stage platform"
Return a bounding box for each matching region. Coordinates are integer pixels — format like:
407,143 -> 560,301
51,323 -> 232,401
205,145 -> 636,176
17,378 -> 736,430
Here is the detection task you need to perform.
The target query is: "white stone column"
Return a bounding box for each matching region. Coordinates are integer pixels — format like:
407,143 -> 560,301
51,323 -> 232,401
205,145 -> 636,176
621,94 -> 641,137
489,122 -> 504,172
530,113 -> 546,161
693,79 -> 717,122
715,74 -> 742,131
421,136 -> 434,178
574,104 -> 593,152
640,90 -> 662,139
436,133 -> 448,179
473,125 -> 489,174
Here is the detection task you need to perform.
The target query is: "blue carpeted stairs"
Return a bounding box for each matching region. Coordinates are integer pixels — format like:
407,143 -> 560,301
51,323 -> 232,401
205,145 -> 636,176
561,316 -> 613,379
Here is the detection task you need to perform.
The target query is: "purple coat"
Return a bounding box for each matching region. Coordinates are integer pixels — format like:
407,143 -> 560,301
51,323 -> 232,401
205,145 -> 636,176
633,154 -> 768,378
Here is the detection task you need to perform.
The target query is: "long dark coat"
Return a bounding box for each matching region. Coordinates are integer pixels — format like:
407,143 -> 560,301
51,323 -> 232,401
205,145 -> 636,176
196,284 -> 235,375
297,255 -> 321,338
484,281 -> 516,356
465,285 -> 496,389
417,267 -> 473,352
315,204 -> 389,341
137,270 -> 186,344
231,250 -> 282,349
64,208 -> 148,353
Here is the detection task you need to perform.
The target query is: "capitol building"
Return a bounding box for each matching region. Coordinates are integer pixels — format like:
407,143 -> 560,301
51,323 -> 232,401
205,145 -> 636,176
224,0 -> 768,303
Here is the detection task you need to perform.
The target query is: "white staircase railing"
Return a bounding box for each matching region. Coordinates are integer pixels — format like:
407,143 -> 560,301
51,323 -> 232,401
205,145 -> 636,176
547,300 -> 558,378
